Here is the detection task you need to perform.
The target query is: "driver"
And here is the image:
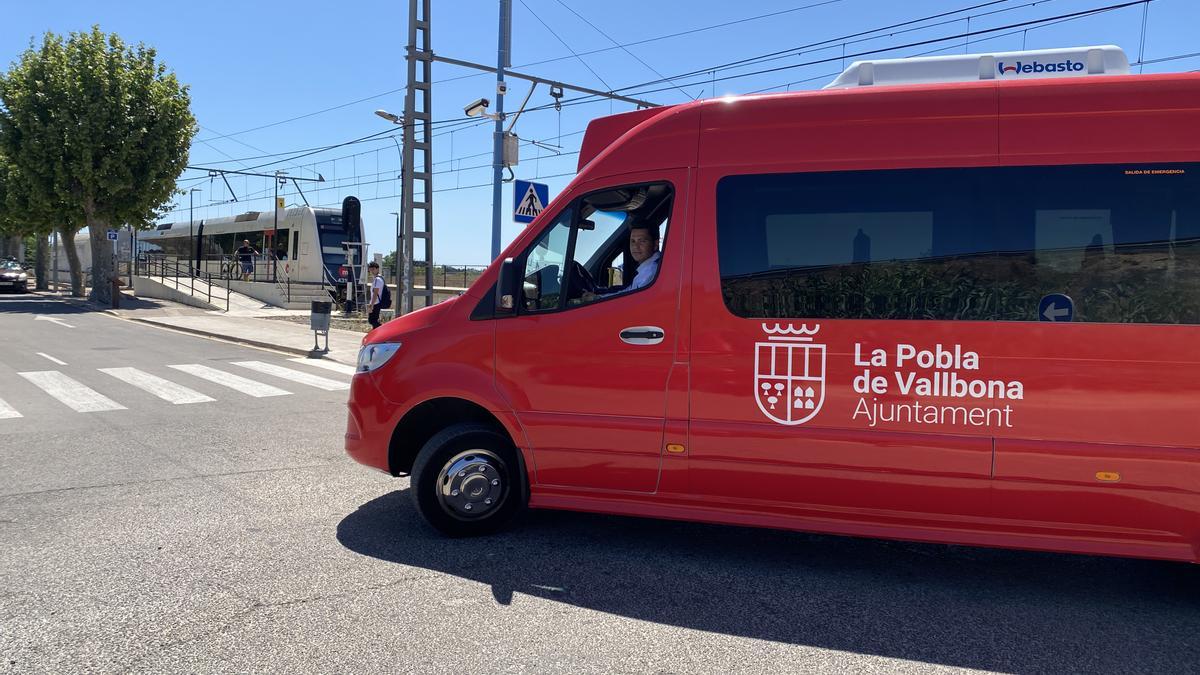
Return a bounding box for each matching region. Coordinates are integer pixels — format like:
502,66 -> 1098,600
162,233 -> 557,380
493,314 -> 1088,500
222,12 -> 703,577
582,225 -> 661,301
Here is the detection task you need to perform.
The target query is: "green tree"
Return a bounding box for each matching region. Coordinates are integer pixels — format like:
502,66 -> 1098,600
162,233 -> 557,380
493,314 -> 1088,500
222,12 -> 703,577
0,26 -> 195,301
0,155 -> 54,290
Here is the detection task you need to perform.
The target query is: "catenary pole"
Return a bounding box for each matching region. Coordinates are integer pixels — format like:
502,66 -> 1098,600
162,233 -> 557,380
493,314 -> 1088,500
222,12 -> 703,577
491,0 -> 512,261
399,0 -> 435,315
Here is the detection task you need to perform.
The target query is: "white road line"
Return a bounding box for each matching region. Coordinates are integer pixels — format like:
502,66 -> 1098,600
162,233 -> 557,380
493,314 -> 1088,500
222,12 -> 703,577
168,364 -> 291,398
18,371 -> 126,413
232,361 -> 350,391
0,397 -> 21,420
288,357 -> 357,376
34,315 -> 74,328
99,367 -> 215,405
37,352 -> 67,366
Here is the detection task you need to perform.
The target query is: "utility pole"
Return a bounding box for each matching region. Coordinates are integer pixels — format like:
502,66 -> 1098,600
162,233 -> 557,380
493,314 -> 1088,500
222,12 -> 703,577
389,211 -> 400,289
188,187 -> 200,274
491,0 -> 512,261
272,171 -> 286,282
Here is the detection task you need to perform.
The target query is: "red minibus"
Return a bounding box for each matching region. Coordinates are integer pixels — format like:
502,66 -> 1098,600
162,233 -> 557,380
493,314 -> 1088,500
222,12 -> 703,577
346,46 -> 1200,563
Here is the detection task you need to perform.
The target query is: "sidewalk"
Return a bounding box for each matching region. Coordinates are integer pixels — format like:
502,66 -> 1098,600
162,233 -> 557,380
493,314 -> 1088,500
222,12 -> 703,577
46,290 -> 366,366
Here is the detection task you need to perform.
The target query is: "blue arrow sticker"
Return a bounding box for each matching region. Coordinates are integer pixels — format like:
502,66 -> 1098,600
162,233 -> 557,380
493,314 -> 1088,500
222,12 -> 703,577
1038,293 -> 1074,322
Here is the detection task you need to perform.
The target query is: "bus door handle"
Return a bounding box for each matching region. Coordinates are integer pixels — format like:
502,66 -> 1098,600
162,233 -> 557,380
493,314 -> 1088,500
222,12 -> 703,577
620,326 -> 665,345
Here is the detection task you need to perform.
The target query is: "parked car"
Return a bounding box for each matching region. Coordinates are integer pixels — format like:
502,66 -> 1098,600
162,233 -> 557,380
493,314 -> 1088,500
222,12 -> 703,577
0,260 -> 29,293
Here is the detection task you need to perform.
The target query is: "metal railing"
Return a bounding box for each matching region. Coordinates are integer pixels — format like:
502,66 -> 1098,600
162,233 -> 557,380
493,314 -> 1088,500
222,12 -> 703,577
379,264 -> 486,290
135,253 -> 230,312
197,254 -> 283,283
428,264 -> 486,289
273,265 -> 292,305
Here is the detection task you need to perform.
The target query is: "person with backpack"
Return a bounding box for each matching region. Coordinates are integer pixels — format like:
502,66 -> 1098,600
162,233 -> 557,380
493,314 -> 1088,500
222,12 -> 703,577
367,261 -> 390,329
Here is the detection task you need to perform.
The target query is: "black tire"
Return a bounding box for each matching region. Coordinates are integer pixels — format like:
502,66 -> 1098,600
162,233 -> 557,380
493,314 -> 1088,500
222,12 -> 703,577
409,423 -> 525,537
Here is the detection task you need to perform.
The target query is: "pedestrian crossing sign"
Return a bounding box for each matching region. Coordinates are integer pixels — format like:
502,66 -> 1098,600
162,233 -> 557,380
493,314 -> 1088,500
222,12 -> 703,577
513,180 -> 549,224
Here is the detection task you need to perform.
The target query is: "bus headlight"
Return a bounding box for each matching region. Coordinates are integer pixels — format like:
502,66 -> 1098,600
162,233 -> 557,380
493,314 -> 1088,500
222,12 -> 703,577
357,342 -> 401,373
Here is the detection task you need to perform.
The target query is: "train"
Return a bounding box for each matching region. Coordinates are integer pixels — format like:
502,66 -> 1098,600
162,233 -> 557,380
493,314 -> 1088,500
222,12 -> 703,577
138,206 -> 366,284
52,206 -> 367,287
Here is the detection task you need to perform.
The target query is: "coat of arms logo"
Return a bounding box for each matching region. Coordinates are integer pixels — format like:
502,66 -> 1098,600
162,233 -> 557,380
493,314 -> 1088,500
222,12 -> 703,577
754,323 -> 826,426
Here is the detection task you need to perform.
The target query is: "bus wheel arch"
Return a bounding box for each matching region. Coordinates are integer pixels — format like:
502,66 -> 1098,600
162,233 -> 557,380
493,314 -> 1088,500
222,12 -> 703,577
388,398 -> 526,490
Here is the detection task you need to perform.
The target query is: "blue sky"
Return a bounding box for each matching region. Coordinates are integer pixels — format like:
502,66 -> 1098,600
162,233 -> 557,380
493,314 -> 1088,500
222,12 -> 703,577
2,0 -> 1197,265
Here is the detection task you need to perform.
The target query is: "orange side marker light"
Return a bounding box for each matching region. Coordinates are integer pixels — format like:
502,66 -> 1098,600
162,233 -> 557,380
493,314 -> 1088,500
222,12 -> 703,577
1095,471 -> 1121,483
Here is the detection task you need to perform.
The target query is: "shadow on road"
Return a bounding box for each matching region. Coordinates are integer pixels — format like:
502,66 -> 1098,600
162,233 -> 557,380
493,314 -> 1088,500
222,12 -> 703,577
0,292 -> 176,317
0,294 -> 90,315
338,490 -> 1200,672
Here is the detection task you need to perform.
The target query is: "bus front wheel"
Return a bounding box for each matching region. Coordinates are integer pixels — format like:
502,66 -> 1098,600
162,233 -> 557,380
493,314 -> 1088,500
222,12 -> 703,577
410,423 -> 523,537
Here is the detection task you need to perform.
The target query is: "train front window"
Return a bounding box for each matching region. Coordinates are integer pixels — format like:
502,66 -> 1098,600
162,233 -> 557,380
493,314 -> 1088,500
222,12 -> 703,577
316,213 -> 362,279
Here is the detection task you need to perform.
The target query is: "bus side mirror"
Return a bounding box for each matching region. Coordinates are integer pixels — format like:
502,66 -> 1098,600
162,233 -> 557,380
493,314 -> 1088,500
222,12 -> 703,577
496,257 -> 519,315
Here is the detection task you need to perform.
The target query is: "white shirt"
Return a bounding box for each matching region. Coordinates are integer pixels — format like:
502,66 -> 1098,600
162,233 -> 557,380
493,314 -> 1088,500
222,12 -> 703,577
598,251 -> 662,299
627,251 -> 661,291
370,275 -> 384,306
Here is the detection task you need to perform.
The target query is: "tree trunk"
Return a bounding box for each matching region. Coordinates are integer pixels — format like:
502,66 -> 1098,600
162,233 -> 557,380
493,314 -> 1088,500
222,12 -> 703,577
34,232 -> 49,291
59,226 -> 84,297
0,235 -> 19,258
85,215 -> 114,305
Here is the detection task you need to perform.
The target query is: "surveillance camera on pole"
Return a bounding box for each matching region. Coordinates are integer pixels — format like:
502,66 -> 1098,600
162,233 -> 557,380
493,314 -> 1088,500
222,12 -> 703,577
464,98 -> 500,120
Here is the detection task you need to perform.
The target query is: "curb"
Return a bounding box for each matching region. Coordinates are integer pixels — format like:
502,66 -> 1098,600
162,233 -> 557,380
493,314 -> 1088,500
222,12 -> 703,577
121,316 -> 358,366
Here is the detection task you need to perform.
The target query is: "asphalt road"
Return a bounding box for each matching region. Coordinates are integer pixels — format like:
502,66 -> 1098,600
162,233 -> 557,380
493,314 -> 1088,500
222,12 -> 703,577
2,294 -> 1199,674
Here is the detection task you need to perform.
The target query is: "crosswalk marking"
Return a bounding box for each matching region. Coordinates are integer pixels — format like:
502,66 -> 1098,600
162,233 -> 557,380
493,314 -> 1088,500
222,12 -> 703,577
167,364 -> 291,398
233,361 -> 350,391
289,357 -> 357,376
99,367 -> 215,405
0,397 -> 21,420
18,371 -> 126,413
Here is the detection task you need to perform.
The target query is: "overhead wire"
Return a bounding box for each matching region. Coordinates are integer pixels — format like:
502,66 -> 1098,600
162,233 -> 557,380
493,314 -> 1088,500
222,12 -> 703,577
185,117 -> 488,181
164,161 -> 585,218
190,0 -> 979,143
177,0 -> 1142,205
195,124 -> 324,179
528,0 -> 1150,109
1136,51 -> 1200,66
512,0 -> 1026,107
740,0 -> 1127,94
618,2 -> 1140,101
552,0 -> 699,100
187,0 -> 1063,173
177,0 -> 1182,225
516,0 -> 613,90
168,127 -> 588,217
